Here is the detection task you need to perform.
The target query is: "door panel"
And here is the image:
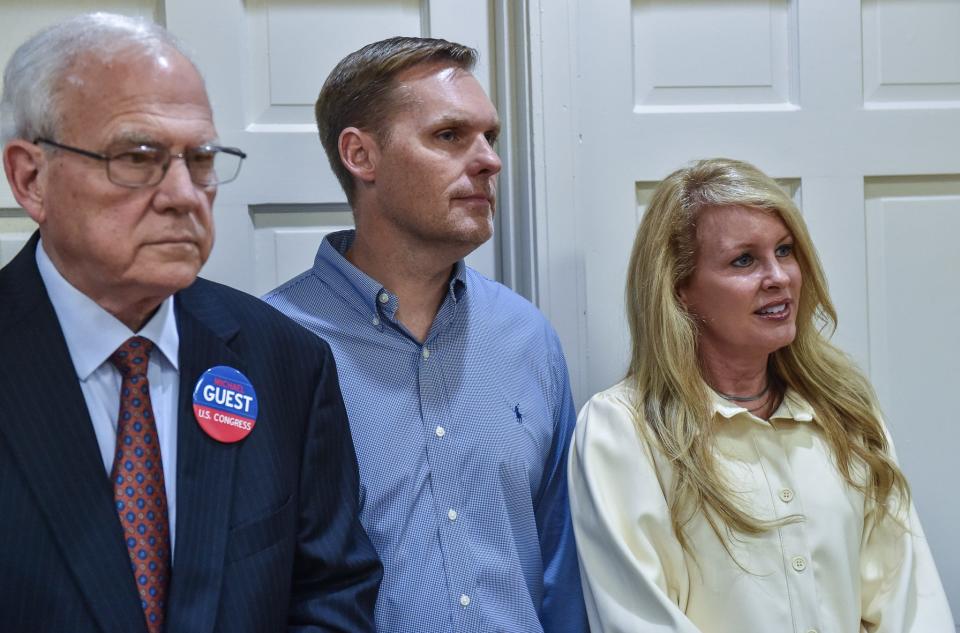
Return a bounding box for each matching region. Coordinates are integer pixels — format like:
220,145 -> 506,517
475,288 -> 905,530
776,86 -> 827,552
0,0 -> 499,285
178,0 -> 498,294
0,0 -> 164,265
534,0 -> 960,619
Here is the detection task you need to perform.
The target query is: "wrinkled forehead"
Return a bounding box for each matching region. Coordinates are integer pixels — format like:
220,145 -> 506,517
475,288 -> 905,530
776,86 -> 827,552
60,45 -> 206,100
56,46 -> 214,142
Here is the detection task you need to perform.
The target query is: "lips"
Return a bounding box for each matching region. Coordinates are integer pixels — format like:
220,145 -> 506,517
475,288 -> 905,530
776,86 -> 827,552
755,299 -> 792,319
149,237 -> 197,245
145,234 -> 202,250
453,193 -> 493,204
451,182 -> 495,204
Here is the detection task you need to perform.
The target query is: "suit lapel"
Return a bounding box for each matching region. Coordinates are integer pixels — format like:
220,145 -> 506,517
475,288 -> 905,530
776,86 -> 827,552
163,282 -> 242,633
0,235 -> 147,633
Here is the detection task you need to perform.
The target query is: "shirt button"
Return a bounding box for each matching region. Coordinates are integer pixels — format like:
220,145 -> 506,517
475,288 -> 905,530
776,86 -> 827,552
372,316 -> 380,326
805,629 -> 819,633
448,508 -> 458,521
779,488 -> 795,503
459,594 -> 470,607
378,292 -> 389,304
422,347 -> 430,359
435,425 -> 445,438
791,556 -> 807,572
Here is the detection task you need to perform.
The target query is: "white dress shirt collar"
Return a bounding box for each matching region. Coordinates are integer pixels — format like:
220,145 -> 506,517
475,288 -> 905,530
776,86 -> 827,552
35,239 -> 179,378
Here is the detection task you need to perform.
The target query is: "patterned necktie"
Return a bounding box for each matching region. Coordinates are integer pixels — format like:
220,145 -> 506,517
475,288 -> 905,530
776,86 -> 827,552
110,336 -> 170,633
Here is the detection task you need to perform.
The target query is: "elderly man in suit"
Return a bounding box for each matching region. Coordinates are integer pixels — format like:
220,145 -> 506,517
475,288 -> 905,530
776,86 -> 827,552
0,13 -> 380,633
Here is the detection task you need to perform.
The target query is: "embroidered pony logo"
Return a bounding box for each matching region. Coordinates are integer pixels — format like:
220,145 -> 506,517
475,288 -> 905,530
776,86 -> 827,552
514,403 -> 523,424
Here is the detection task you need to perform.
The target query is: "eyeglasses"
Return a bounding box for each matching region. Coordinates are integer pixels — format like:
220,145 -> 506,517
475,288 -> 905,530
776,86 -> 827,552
34,138 -> 247,188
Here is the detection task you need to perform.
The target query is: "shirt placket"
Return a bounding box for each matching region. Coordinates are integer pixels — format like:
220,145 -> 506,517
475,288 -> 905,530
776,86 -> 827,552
416,318 -> 482,632
751,422 -> 824,633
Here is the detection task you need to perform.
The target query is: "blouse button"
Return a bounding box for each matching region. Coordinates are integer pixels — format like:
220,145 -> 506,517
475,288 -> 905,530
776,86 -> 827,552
779,488 -> 795,503
791,556 -> 807,572
435,425 -> 445,438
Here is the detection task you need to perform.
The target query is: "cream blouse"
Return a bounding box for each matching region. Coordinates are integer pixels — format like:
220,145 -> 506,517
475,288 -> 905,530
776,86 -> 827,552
568,381 -> 955,633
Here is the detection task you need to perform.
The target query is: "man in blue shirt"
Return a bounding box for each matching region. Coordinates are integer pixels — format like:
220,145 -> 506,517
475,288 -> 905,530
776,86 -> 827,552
264,37 -> 587,632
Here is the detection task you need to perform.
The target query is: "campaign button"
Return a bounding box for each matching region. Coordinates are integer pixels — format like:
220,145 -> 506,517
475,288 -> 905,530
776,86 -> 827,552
192,366 -> 258,443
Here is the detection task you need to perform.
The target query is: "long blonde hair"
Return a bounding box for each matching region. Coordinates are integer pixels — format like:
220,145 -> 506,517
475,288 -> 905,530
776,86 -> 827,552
625,157 -> 909,551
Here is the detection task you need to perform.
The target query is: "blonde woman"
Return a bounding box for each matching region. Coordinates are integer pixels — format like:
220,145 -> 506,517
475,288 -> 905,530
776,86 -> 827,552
568,158 -> 955,632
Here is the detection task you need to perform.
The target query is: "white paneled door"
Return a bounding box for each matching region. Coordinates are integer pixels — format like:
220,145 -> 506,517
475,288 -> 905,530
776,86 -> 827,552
0,0 -> 164,260
0,0 -> 500,288
177,0 -> 499,293
533,0 -> 960,621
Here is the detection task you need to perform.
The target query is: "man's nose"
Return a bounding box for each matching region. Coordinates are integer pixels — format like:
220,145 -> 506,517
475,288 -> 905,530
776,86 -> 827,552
470,136 -> 502,176
154,156 -> 209,212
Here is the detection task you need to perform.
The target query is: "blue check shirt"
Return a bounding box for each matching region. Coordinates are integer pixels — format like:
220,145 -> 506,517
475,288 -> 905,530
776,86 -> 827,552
264,230 -> 587,633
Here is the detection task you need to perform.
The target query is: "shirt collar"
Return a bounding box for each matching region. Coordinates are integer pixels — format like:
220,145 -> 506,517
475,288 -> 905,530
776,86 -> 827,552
36,239 -> 180,381
710,388 -> 815,423
315,229 -> 468,320
449,260 -> 467,301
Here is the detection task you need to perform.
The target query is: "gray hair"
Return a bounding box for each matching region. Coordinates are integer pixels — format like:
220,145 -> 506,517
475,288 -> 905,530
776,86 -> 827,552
0,12 -> 198,145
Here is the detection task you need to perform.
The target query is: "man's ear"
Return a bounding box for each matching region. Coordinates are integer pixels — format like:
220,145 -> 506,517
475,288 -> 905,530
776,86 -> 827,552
3,140 -> 47,223
338,127 -> 379,185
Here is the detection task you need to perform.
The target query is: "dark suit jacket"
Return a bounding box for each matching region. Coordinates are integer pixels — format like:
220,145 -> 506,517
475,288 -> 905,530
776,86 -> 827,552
0,234 -> 382,632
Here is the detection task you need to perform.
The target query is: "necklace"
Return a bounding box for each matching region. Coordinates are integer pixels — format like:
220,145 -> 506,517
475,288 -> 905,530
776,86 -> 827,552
746,390 -> 783,418
715,381 -> 770,403
745,395 -> 770,412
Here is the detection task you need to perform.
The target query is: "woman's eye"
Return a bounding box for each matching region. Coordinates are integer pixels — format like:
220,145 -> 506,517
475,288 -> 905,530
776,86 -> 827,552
731,253 -> 754,267
776,243 -> 794,257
